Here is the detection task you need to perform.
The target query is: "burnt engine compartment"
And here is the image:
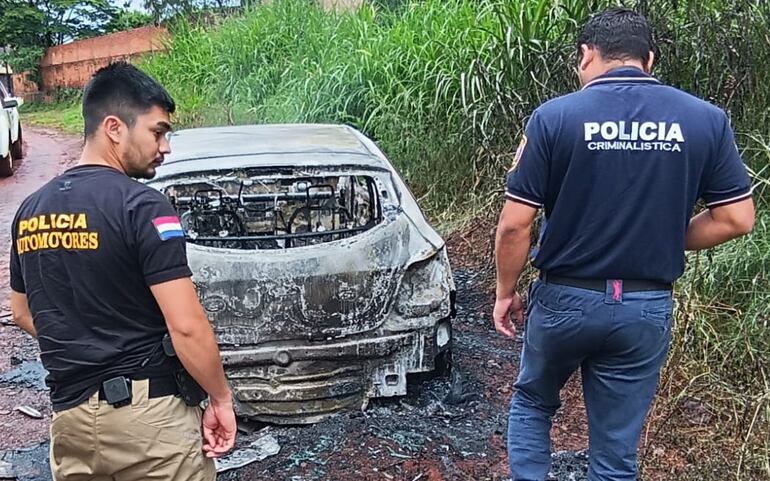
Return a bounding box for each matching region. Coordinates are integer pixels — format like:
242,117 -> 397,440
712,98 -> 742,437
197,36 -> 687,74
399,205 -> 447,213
163,173 -> 382,249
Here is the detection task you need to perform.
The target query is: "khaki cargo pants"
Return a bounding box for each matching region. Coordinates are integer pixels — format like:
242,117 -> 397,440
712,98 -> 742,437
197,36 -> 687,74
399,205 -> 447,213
50,379 -> 216,481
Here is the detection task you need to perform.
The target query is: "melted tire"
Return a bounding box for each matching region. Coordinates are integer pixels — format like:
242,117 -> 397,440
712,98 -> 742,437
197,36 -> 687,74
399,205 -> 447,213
434,348 -> 453,377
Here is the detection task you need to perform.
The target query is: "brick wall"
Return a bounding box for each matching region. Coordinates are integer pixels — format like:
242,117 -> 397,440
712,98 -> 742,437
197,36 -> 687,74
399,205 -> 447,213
12,73 -> 39,100
40,26 -> 169,91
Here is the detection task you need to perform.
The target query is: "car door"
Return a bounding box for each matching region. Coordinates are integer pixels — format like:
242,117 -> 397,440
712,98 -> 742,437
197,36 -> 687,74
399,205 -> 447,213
0,83 -> 19,143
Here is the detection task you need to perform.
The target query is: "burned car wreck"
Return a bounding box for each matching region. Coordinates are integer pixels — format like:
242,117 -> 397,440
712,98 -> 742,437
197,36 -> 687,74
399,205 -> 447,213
147,124 -> 455,424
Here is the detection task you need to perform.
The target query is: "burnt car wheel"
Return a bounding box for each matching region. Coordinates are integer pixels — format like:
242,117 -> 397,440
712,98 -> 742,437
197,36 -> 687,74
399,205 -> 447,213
434,348 -> 452,377
10,125 -> 23,160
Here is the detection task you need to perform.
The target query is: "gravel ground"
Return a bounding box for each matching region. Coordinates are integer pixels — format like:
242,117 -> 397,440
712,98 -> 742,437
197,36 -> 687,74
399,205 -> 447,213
0,128 -> 80,452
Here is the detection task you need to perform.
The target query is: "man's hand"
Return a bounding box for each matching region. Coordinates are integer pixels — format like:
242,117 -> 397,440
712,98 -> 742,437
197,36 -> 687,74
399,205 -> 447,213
201,397 -> 237,458
494,200 -> 536,339
493,292 -> 524,339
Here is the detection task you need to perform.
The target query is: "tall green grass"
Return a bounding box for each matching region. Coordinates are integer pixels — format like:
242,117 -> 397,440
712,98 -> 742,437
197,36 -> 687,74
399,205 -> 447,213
140,1 -> 770,477
645,4 -> 770,477
141,0 -> 598,217
666,175 -> 770,479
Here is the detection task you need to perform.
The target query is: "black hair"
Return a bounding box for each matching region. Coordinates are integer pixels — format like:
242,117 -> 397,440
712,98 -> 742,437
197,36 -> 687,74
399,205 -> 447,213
82,62 -> 175,138
576,8 -> 653,64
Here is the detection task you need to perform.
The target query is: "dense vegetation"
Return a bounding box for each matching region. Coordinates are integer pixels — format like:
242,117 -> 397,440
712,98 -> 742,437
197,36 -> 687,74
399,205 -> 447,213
27,0 -> 770,477
142,2 -> 770,477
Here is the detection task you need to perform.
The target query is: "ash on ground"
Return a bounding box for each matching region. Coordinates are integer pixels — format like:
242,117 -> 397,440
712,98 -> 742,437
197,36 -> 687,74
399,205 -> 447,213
0,269 -> 589,481
219,268 -> 589,480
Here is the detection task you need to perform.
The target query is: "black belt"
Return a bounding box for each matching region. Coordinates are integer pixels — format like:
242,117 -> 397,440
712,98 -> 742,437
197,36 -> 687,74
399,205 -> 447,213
540,273 -> 671,292
98,375 -> 178,401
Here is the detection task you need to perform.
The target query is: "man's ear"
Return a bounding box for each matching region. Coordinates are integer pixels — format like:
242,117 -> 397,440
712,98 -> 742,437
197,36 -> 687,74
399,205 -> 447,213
103,115 -> 124,144
645,50 -> 655,73
579,44 -> 595,72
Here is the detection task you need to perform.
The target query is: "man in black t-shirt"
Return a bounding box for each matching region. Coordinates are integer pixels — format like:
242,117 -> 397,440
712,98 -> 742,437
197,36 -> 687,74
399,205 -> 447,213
9,62 -> 235,480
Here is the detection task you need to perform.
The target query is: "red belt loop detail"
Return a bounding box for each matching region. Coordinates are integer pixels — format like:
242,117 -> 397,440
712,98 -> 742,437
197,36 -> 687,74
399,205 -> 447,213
612,280 -> 622,301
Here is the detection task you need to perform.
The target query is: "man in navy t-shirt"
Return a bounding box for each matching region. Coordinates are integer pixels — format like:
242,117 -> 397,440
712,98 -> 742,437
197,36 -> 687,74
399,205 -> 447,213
494,8 -> 754,481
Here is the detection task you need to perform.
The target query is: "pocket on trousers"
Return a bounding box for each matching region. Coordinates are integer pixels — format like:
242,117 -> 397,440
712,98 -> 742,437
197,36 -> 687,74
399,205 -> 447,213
526,296 -> 583,350
50,432 -> 73,466
129,396 -> 203,454
536,298 -> 583,327
642,307 -> 672,332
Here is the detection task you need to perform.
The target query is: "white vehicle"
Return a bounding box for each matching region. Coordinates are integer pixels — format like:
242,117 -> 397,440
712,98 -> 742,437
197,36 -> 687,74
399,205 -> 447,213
0,82 -> 23,177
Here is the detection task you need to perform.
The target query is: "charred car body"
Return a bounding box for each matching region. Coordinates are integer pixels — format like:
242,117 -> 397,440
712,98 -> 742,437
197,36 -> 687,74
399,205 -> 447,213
148,124 -> 455,424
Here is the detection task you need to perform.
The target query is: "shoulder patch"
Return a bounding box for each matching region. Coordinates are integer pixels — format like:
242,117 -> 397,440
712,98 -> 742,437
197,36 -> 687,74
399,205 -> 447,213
152,216 -> 185,241
509,134 -> 528,172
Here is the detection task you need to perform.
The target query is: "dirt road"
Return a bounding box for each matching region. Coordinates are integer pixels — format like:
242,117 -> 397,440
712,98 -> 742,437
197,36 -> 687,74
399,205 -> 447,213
0,129 -> 596,480
0,129 -> 82,314
0,129 -> 81,457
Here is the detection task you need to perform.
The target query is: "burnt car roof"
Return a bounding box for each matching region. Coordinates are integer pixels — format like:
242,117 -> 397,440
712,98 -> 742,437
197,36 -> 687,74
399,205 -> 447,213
163,124 -> 387,167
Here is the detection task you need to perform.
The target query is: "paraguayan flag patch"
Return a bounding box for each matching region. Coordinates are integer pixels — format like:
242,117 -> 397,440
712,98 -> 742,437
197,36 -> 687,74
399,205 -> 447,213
152,216 -> 185,241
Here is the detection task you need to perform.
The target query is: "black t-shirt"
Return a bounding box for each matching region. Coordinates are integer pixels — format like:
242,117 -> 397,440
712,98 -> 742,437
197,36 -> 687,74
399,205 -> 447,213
506,67 -> 752,283
9,165 -> 191,411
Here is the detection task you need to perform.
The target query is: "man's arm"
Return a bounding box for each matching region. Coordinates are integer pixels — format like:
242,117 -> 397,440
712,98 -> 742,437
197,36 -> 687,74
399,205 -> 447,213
685,197 -> 755,250
10,290 -> 35,337
150,277 -> 236,457
150,277 -> 230,401
494,200 -> 538,338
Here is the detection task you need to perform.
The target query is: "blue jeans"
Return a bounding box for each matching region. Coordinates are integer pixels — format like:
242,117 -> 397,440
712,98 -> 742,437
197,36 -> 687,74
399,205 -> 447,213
507,279 -> 673,481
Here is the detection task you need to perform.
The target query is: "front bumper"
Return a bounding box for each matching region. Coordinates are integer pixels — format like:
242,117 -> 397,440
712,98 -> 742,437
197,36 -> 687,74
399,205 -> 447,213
220,320 -> 452,424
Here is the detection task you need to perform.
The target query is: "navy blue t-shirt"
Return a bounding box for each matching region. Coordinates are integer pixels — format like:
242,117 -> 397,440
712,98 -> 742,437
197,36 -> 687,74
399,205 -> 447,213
506,67 -> 752,283
9,165 -> 190,411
